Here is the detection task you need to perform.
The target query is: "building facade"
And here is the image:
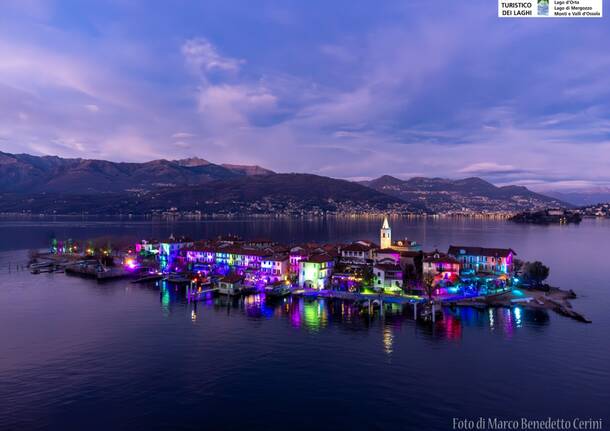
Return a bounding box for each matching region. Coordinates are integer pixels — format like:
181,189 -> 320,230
448,246 -> 515,275
380,216 -> 391,249
298,254 -> 334,289
373,262 -> 403,292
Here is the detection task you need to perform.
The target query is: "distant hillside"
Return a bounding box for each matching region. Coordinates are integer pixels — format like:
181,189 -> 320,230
0,152 -> 269,194
221,164 -> 275,176
545,189 -> 610,206
0,173 -> 409,215
0,151 -> 570,215
360,175 -> 568,212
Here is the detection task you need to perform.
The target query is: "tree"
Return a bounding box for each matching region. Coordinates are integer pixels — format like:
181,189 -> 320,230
422,273 -> 436,301
523,261 -> 550,288
361,266 -> 374,288
513,258 -> 524,275
403,263 -> 417,282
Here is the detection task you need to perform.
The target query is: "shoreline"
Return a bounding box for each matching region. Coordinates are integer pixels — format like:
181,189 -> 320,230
446,286 -> 591,323
29,252 -> 592,323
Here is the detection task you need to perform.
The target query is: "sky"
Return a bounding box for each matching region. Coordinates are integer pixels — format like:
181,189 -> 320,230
0,0 -> 609,193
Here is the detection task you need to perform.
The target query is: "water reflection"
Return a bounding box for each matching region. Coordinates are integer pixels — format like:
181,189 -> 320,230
383,326 -> 394,356
302,299 -> 328,331
157,285 -> 550,348
191,301 -> 198,322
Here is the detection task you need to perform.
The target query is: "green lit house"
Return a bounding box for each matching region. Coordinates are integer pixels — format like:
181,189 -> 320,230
298,253 -> 334,289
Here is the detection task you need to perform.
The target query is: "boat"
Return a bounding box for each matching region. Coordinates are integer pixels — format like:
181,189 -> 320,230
29,261 -> 55,270
164,273 -> 192,284
511,297 -> 533,304
217,285 -> 243,296
266,285 -> 292,298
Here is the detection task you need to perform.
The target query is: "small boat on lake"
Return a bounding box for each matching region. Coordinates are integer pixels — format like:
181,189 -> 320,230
511,297 -> 533,304
164,273 -> 192,284
266,285 -> 292,298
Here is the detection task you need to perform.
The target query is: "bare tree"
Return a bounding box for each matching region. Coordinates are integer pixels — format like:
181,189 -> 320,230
422,273 -> 436,301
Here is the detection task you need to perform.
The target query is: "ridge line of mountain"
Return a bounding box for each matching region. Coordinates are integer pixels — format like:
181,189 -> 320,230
0,151 -> 569,214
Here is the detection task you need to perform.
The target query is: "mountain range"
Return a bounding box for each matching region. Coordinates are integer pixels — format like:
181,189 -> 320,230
0,152 -> 273,193
0,173 -> 404,215
545,189 -> 610,206
360,175 -> 565,213
0,151 -> 568,214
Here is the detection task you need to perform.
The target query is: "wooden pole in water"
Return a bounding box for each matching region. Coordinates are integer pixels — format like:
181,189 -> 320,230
413,302 -> 417,320
432,301 -> 436,323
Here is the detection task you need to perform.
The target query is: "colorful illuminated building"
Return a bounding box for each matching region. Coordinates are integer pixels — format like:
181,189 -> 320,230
374,248 -> 401,264
128,232 -> 519,299
159,235 -> 194,271
448,245 -> 515,275
340,241 -> 377,264
289,246 -> 309,274
373,262 -> 403,292
298,254 -> 334,289
135,239 -> 160,255
261,254 -> 290,282
50,238 -> 80,254
423,251 -> 460,283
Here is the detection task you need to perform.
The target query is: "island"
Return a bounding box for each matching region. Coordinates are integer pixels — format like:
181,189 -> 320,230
29,217 -> 590,324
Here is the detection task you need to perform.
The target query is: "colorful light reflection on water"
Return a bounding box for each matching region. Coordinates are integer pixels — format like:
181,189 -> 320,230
157,283 -> 550,343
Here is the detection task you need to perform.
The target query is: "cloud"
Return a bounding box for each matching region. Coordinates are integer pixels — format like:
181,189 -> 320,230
197,84 -> 278,127
180,39 -> 281,131
171,132 -> 195,139
459,162 -> 526,176
182,38 -> 244,76
0,1 -> 609,191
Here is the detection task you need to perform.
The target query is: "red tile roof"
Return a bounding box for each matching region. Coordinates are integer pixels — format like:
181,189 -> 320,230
377,248 -> 399,254
221,274 -> 244,284
304,253 -> 334,264
342,243 -> 372,252
448,246 -> 515,258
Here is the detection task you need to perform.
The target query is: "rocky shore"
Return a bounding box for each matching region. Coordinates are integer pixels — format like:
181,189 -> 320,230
447,287 -> 591,323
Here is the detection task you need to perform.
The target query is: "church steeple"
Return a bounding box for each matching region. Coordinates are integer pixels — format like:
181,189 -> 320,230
380,216 -> 391,249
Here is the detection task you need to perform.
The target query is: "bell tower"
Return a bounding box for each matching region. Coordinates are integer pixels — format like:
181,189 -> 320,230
380,216 -> 391,249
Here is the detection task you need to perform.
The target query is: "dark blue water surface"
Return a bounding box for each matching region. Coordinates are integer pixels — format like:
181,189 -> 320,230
1,217 -> 609,430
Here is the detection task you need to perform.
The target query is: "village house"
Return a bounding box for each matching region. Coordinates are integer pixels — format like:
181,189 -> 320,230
448,245 -> 515,275
217,274 -> 245,296
340,241 -> 377,264
423,250 -> 460,283
298,253 -> 334,289
159,235 -> 193,271
373,262 -> 403,292
289,246 -> 309,274
374,248 -> 401,264
261,254 -> 290,282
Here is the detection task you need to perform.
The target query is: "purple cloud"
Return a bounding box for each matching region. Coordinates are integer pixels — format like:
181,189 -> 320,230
0,0 -> 608,194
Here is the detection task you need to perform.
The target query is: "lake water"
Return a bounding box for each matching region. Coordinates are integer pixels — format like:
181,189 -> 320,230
1,217 -> 609,430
